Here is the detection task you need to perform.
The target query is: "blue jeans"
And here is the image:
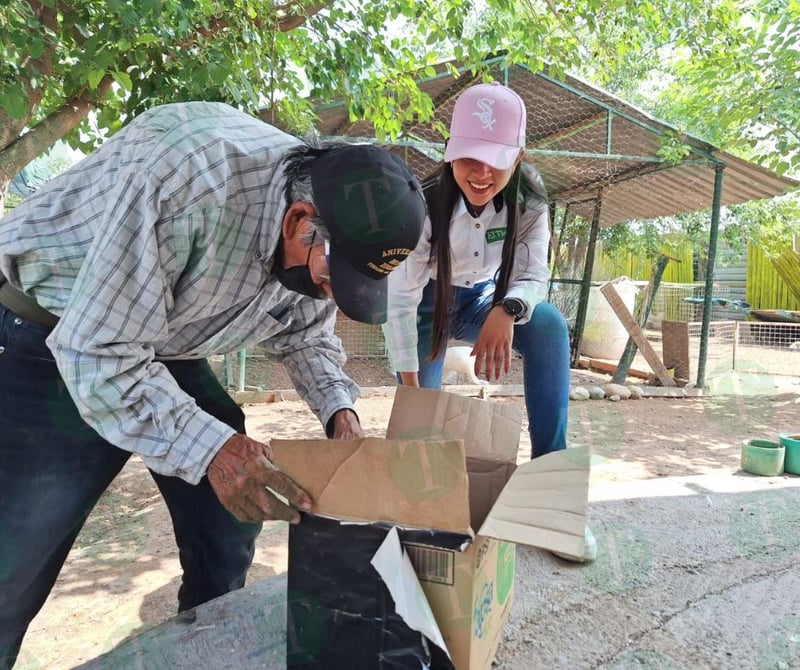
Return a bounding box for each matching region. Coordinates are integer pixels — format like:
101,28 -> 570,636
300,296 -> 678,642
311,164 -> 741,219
411,280 -> 570,459
0,305 -> 261,669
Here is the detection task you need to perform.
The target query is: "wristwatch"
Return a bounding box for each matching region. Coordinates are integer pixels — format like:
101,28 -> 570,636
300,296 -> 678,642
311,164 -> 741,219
501,297 -> 527,322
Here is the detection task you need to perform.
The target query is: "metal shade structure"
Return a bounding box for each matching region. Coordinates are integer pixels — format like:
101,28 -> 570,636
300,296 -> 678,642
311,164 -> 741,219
295,55 -> 799,386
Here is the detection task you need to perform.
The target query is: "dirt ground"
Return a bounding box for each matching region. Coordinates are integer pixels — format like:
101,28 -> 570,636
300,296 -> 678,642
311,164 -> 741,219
12,365 -> 800,670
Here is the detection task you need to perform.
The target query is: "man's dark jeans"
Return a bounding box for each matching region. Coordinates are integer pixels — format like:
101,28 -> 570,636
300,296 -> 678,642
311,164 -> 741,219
0,305 -> 261,669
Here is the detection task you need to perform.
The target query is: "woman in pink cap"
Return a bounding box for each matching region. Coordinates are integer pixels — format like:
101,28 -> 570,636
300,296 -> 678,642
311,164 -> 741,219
382,81 -> 595,561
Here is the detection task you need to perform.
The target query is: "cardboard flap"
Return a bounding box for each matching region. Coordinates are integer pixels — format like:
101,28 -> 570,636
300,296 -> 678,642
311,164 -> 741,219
478,446 -> 590,557
387,386 -> 522,463
271,437 -> 471,534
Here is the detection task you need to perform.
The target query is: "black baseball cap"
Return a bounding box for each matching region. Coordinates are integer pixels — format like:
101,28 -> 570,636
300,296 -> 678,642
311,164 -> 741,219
311,144 -> 426,324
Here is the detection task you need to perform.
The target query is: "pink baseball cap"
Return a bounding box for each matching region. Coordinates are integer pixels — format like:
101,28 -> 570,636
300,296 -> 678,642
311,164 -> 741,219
443,82 -> 527,170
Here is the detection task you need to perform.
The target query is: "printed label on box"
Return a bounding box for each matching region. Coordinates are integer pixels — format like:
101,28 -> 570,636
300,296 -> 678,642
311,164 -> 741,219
475,538 -> 492,572
405,544 -> 455,586
473,580 -> 494,640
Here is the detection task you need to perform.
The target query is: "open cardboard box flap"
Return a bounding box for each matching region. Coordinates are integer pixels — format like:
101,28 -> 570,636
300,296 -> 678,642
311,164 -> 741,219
271,436 -> 472,535
387,387 -> 590,558
273,387 -> 589,557
476,447 -> 591,557
387,386 -> 521,464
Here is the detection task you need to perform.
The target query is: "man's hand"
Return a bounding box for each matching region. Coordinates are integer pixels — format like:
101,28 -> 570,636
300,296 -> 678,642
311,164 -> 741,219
330,408 -> 364,439
207,434 -> 312,524
472,306 -> 515,382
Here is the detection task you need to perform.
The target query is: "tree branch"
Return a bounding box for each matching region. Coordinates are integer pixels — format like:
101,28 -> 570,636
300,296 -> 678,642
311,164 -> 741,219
276,1 -> 328,32
176,0 -> 329,47
0,79 -> 112,183
13,0 -> 59,132
24,0 -> 57,76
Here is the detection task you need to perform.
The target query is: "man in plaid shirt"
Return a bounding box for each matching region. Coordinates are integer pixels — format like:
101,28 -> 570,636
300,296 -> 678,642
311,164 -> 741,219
0,101 -> 425,668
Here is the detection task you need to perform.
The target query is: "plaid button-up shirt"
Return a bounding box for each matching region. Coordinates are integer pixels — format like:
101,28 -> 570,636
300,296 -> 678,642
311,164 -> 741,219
0,102 -> 358,483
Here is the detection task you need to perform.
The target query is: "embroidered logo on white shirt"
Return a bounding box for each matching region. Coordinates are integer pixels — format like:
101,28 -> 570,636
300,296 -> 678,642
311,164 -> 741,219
472,98 -> 497,132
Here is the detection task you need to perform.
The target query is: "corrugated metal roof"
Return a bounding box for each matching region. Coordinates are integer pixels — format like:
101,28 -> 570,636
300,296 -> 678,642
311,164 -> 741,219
306,58 -> 798,227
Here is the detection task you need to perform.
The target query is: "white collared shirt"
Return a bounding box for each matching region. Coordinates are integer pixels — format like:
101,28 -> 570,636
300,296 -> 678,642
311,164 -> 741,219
383,195 -> 551,373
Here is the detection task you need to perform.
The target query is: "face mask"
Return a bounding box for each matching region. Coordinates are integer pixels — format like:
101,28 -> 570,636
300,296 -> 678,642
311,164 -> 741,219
274,232 -> 326,300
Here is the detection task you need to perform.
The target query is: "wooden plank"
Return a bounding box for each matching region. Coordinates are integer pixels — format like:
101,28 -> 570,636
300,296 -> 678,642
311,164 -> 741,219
637,386 -> 705,398
600,283 -> 676,387
661,320 -> 691,381
576,356 -> 652,380
612,254 -> 671,385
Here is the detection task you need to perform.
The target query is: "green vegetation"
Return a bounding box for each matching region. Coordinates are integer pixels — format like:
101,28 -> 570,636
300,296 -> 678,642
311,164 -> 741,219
2,1 -> 796,270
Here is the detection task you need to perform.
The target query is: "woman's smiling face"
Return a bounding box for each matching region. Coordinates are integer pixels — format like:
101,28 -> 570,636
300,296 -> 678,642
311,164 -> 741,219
451,155 -> 521,210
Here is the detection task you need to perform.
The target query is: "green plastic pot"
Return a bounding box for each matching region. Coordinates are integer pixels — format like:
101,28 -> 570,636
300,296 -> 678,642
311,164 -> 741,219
741,439 -> 784,476
780,433 -> 800,475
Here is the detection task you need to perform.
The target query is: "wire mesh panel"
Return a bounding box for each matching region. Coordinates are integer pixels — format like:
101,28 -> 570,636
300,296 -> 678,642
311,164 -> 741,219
333,315 -> 387,358
301,57 -> 796,390
659,320 -> 800,379
213,305 -> 799,394
548,279 -> 584,331
647,283 -> 746,328
213,315 -> 392,393
552,281 -> 800,381
686,321 -> 737,379
734,322 -> 800,376
312,57 -> 793,228
333,277 -> 800,382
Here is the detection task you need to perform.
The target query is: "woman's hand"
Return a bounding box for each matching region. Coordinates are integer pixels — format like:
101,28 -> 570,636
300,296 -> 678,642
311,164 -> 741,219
472,306 -> 515,382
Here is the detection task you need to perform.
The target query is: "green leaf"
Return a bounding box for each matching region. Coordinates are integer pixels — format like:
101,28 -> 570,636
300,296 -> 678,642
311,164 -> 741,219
112,70 -> 132,91
0,81 -> 28,119
3,0 -> 799,198
135,33 -> 162,46
87,69 -> 106,90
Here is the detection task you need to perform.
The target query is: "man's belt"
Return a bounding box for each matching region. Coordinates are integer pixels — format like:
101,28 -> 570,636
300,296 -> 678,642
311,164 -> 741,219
0,277 -> 60,328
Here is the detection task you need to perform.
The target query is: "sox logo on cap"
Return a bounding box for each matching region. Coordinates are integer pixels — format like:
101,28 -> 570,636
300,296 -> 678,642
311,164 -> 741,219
473,98 -> 498,132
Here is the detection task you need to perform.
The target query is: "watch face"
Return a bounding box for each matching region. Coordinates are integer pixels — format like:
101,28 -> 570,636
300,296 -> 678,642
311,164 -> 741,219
503,298 -> 524,317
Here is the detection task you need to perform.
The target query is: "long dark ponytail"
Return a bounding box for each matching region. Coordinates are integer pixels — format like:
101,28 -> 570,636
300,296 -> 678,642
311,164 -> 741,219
423,161 -> 547,360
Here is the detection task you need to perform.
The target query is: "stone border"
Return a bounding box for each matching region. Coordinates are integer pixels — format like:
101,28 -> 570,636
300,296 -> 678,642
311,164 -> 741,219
229,383 -> 706,405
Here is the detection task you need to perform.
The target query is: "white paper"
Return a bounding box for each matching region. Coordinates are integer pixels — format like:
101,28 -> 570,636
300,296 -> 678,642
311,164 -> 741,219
370,527 -> 451,660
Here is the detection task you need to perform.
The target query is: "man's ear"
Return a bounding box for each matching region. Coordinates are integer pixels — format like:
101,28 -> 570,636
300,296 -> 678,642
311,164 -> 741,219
282,201 -> 316,242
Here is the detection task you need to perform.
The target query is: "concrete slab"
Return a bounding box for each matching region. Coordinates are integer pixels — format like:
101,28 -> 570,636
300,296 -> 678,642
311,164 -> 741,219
499,475 -> 800,669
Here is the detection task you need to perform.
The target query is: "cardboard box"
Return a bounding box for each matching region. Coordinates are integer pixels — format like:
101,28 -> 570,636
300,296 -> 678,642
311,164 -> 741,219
275,436 -> 471,669
272,387 -> 590,669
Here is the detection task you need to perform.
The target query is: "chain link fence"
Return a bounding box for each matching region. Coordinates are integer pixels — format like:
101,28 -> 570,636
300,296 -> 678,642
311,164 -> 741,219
215,280 -> 799,393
